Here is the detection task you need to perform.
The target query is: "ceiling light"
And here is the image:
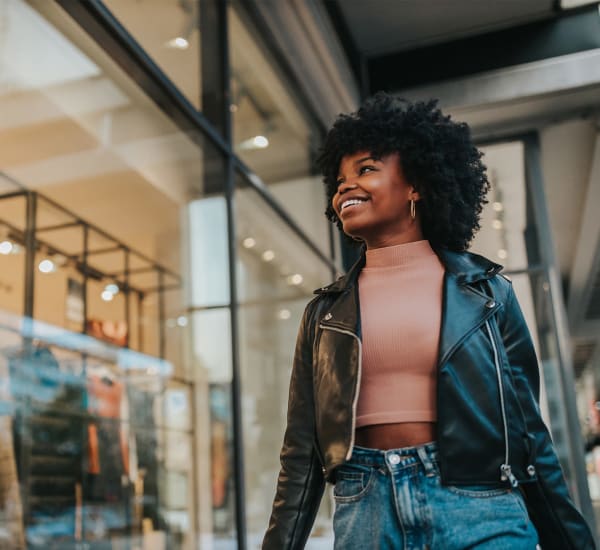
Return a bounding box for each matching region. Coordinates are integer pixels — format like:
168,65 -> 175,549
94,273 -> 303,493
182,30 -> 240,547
38,259 -> 56,274
0,241 -> 13,255
105,283 -> 119,295
177,316 -> 188,327
492,220 -> 503,230
101,290 -> 114,302
166,36 -> 189,49
243,237 -> 256,249
238,135 -> 270,151
287,273 -> 303,286
497,249 -> 508,260
278,309 -> 291,320
252,135 -> 269,148
492,202 -> 504,212
262,250 -> 275,262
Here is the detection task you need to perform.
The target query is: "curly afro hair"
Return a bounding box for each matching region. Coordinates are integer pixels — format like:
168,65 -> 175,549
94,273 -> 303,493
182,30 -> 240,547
316,92 -> 490,251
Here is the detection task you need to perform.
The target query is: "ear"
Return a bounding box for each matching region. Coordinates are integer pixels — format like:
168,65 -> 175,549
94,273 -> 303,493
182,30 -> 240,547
409,187 -> 421,201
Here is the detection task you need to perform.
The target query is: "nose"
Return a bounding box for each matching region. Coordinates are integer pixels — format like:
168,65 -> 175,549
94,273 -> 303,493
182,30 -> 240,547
337,179 -> 357,195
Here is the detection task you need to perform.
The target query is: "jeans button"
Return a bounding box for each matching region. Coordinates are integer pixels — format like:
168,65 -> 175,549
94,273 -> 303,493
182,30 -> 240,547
388,453 -> 401,465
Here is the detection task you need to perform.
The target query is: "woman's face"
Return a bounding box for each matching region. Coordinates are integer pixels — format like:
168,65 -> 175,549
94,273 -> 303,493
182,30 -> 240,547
332,151 -> 422,248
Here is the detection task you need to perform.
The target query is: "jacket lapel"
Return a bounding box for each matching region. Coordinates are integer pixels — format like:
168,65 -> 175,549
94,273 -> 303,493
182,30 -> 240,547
315,245 -> 504,367
437,269 -> 498,368
435,248 -> 503,367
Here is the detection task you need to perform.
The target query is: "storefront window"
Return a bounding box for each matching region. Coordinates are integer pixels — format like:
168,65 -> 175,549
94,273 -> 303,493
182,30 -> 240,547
235,174 -> 333,546
102,0 -> 202,110
228,6 -> 331,259
0,0 -> 228,547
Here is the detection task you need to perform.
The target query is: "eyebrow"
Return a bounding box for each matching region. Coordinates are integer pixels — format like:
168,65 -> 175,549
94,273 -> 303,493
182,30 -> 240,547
337,156 -> 378,179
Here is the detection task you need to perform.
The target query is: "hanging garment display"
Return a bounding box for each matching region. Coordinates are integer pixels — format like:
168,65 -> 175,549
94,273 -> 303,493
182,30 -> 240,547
85,370 -> 130,542
127,386 -> 162,531
8,344 -> 85,549
0,353 -> 25,549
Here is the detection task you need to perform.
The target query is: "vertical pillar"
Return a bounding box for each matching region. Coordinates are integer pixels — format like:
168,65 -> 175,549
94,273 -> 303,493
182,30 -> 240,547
523,133 -> 597,535
200,1 -> 247,547
23,192 -> 37,319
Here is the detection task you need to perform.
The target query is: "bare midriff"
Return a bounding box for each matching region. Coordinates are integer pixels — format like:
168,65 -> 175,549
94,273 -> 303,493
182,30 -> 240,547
355,422 -> 437,450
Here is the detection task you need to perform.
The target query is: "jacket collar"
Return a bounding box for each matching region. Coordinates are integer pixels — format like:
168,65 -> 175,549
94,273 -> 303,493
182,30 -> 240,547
315,244 -> 505,368
314,244 -> 503,295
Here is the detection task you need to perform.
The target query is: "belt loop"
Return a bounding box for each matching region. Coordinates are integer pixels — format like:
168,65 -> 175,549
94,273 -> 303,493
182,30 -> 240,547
416,445 -> 435,477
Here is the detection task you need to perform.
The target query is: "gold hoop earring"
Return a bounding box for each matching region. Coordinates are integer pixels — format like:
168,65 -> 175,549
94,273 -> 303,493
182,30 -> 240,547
410,199 -> 416,220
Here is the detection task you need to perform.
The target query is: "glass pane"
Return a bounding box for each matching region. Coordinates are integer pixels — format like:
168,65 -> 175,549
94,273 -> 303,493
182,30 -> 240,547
471,141 -> 530,271
103,0 -> 202,110
235,173 -> 332,546
0,0 -> 230,547
228,5 -> 331,258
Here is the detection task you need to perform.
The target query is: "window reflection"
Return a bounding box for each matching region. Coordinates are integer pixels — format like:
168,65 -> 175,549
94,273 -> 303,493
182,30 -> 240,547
235,176 -> 332,545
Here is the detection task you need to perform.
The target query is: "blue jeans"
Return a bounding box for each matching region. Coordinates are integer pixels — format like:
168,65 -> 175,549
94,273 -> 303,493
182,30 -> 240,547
333,442 -> 540,550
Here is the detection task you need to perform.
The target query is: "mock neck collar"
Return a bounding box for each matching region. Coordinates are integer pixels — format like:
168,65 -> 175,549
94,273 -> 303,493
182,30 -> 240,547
314,244 -> 503,294
364,239 -> 435,269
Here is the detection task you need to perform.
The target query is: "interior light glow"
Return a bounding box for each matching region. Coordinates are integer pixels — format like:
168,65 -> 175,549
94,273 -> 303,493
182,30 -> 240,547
166,36 -> 189,49
262,250 -> 275,262
38,259 -> 56,273
287,273 -> 303,286
105,283 -> 119,295
492,202 -> 504,212
243,237 -> 256,249
0,241 -> 13,255
278,309 -> 291,320
177,316 -> 188,327
238,135 -> 270,151
492,220 -> 503,230
252,135 -> 269,148
497,249 -> 508,260
101,290 -> 114,302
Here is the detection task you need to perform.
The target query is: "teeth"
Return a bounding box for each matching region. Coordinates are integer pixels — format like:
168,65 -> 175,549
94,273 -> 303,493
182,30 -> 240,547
341,199 -> 365,210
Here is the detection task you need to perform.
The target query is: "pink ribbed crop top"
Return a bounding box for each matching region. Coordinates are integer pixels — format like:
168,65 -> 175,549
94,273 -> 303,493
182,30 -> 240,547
356,239 -> 445,428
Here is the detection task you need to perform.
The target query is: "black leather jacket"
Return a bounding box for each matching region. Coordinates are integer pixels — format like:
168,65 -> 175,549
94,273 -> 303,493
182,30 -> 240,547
263,247 -> 596,550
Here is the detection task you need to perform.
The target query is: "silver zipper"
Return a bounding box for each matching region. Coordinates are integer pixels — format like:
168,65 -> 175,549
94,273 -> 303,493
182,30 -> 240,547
485,320 -> 518,488
319,323 -> 362,461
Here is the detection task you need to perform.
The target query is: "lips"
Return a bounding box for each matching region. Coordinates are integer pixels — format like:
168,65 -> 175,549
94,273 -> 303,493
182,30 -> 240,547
338,195 -> 369,216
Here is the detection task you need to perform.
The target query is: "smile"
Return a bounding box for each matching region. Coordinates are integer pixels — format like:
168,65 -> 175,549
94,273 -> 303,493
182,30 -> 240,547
340,198 -> 368,213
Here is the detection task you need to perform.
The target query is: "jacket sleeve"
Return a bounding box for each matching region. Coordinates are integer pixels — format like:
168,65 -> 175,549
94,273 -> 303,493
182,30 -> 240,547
500,281 -> 596,550
262,299 -> 326,550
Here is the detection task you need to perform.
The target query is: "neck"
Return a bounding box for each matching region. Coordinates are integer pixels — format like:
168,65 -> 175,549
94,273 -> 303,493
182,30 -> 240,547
364,223 -> 424,250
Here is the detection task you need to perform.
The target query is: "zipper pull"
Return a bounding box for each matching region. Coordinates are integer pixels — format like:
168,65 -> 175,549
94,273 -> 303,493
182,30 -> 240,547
500,464 -> 519,488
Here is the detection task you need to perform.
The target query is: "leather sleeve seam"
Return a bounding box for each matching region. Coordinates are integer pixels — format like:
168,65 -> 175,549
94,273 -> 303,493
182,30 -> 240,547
288,447 -> 316,548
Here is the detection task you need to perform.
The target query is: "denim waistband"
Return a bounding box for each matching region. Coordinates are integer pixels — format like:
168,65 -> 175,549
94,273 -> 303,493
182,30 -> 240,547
348,440 -> 439,473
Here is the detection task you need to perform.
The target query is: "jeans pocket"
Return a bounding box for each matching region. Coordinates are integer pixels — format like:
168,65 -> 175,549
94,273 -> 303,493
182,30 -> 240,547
333,466 -> 374,502
445,484 -> 512,498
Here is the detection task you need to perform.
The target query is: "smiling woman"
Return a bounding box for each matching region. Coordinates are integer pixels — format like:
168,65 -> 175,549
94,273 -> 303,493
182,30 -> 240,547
262,92 -> 596,550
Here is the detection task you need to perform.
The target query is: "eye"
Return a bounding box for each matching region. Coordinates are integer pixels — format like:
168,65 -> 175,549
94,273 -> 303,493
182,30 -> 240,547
359,165 -> 376,175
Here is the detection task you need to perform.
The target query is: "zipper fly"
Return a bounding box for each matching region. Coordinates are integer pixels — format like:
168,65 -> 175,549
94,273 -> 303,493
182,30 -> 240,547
485,319 -> 518,488
319,323 -> 362,461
